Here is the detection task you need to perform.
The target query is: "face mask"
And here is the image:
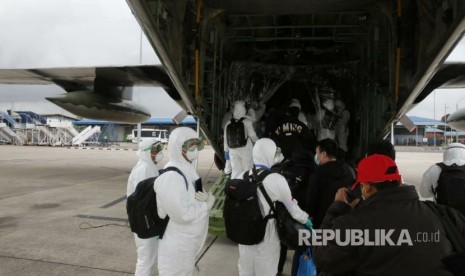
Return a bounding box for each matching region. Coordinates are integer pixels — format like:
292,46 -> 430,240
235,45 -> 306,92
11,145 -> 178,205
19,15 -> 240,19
274,147 -> 284,164
274,153 -> 284,165
314,154 -> 320,166
185,148 -> 199,162
154,151 -> 164,164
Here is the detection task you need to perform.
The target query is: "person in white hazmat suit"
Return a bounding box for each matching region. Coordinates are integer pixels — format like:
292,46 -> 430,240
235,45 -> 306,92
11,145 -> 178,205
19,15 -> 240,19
224,100 -> 259,179
334,99 -> 350,153
316,99 -> 337,141
247,103 -> 266,136
420,143 -> 465,199
154,127 -> 215,276
127,138 -> 165,276
238,138 -> 312,276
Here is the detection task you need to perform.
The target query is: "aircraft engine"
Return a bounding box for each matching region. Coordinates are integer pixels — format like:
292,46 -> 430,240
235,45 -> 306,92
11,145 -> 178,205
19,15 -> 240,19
447,108 -> 465,131
46,91 -> 150,124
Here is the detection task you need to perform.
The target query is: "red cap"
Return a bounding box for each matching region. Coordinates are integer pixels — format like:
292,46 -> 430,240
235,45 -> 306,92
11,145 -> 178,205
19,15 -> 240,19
352,154 -> 401,189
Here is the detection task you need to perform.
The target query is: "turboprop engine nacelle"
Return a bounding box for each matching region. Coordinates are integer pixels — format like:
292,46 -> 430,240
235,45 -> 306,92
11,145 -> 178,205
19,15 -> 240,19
46,91 -> 150,124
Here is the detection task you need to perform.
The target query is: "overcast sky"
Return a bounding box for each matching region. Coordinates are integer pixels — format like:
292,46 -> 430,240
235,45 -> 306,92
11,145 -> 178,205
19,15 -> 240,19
0,0 -> 184,118
0,0 -> 464,121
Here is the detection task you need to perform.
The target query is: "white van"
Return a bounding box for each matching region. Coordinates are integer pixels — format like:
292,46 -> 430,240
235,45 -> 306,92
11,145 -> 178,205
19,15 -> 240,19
129,129 -> 169,144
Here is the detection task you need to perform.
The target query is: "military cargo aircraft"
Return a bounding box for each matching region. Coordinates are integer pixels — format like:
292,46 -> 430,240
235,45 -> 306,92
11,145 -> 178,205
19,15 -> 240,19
1,1 -> 464,159
124,0 -> 465,159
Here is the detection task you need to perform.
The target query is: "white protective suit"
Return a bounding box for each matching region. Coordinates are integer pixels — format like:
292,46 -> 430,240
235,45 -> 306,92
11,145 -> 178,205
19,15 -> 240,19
238,138 -> 309,276
420,143 -> 465,199
127,138 -> 162,276
334,99 -> 350,152
154,127 -> 209,276
248,104 -> 267,136
224,101 -> 259,179
316,99 -> 336,141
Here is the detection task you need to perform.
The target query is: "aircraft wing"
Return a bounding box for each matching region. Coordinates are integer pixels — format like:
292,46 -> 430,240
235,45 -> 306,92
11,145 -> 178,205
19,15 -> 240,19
0,65 -> 184,124
0,65 -> 179,100
414,62 -> 465,104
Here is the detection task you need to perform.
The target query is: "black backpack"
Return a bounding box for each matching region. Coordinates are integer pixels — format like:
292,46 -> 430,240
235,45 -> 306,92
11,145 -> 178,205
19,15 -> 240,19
271,157 -> 314,209
258,181 -> 308,250
424,201 -> 465,275
126,167 -> 187,239
223,168 -> 273,245
226,118 -> 247,148
435,163 -> 465,215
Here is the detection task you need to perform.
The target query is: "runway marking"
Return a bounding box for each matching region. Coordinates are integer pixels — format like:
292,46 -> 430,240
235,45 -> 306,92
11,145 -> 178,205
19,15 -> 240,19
0,254 -> 133,274
75,215 -> 127,222
100,195 -> 127,209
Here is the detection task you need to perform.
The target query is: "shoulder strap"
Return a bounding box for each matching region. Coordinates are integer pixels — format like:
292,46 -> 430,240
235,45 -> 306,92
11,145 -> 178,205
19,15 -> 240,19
252,166 -> 277,214
160,167 -> 188,190
436,162 -> 447,170
424,201 -> 465,252
239,117 -> 245,122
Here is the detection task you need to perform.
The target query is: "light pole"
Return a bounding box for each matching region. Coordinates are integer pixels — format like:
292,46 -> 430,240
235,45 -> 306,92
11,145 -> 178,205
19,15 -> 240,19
434,91 -> 436,147
445,104 -> 448,146
455,97 -> 465,142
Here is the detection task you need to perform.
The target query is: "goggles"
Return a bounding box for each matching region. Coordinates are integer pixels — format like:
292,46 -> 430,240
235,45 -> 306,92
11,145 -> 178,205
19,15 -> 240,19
144,142 -> 163,154
182,138 -> 205,152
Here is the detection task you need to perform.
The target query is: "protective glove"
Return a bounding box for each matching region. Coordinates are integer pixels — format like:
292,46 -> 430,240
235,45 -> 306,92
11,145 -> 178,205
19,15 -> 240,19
206,192 -> 215,210
195,191 -> 209,202
225,151 -> 230,160
305,219 -> 313,230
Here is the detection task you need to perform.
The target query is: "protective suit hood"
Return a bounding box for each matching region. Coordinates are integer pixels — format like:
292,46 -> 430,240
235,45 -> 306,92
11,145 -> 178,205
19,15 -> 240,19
137,138 -> 160,163
322,99 -> 334,111
253,138 -> 277,169
168,127 -> 198,165
443,143 -> 465,166
289,99 -> 301,110
233,100 -> 247,119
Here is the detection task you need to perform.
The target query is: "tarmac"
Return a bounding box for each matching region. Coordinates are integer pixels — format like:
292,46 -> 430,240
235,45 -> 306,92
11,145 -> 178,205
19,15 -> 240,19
0,144 -> 442,275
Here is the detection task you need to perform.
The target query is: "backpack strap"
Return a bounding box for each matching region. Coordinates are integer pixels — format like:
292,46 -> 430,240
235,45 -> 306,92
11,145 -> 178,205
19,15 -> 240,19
433,162 -> 446,197
160,167 -> 188,190
252,166 -> 277,216
245,167 -> 275,220
436,162 -> 447,170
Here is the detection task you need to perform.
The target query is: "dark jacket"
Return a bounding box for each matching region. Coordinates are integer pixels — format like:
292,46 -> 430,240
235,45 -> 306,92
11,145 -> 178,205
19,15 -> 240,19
306,160 -> 355,228
313,185 -> 465,276
272,149 -> 315,209
270,116 -> 314,159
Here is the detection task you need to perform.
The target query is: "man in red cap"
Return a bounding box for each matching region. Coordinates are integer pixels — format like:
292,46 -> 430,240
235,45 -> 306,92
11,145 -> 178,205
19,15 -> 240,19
313,154 -> 465,275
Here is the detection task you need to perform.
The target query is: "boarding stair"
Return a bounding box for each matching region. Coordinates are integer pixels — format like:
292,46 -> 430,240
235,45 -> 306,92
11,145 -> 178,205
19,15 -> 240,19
72,126 -> 101,146
48,122 -> 78,146
36,125 -> 60,146
0,122 -> 23,145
